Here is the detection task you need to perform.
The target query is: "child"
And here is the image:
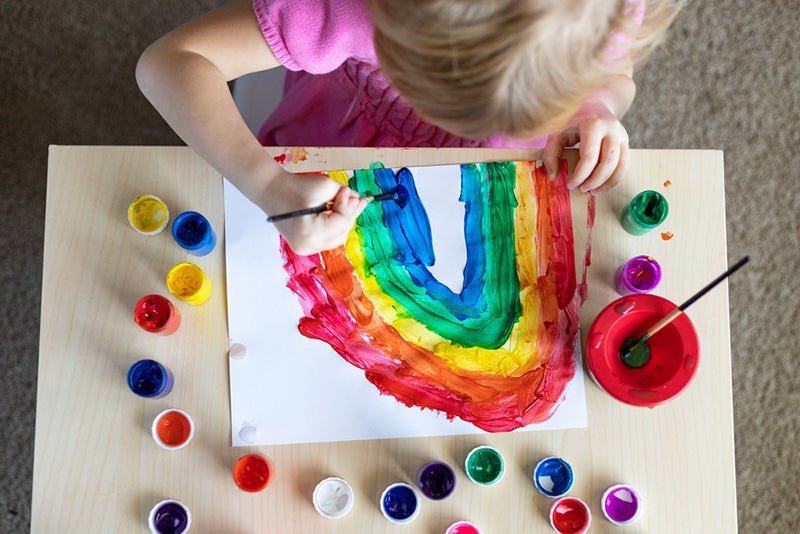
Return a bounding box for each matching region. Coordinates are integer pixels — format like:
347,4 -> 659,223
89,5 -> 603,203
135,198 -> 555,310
137,0 -> 682,254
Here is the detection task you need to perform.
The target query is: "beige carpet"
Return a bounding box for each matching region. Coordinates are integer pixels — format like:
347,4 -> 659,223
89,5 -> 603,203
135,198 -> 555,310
2,1 -> 798,532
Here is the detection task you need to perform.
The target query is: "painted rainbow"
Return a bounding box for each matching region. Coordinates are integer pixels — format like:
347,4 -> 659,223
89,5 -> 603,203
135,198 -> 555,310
281,161 -> 579,432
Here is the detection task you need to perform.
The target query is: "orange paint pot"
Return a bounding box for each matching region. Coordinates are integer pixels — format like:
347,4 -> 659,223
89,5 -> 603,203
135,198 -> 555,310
151,409 -> 194,450
233,454 -> 273,492
134,294 -> 181,335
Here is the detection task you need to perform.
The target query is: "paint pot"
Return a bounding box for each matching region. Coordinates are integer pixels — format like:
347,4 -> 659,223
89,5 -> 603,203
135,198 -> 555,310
151,409 -> 194,450
127,359 -> 174,399
602,484 -> 643,525
233,454 -> 272,492
380,482 -> 420,524
313,477 -> 355,519
128,194 -> 169,235
134,294 -> 181,335
445,520 -> 482,534
464,446 -> 505,486
620,190 -> 668,235
586,294 -> 700,407
166,262 -> 211,305
614,255 -> 662,296
533,457 -> 574,498
549,496 -> 591,534
148,499 -> 191,534
172,211 -> 216,256
417,461 -> 456,500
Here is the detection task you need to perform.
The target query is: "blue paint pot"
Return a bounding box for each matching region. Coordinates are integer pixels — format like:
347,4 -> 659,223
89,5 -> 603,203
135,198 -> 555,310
533,457 -> 574,498
172,211 -> 216,256
380,482 -> 420,524
127,359 -> 174,399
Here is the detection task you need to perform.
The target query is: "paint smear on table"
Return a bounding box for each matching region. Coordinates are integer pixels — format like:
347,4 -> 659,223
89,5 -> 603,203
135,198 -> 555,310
280,161 -> 579,432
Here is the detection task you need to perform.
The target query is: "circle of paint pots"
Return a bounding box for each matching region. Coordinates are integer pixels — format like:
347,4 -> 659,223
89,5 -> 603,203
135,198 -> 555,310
127,359 -> 174,399
312,477 -> 355,519
151,409 -> 194,450
417,461 -> 456,500
602,484 -> 643,525
233,454 -> 273,492
620,189 -> 669,235
166,262 -> 211,305
445,520 -> 482,534
614,255 -> 662,296
533,457 -> 574,498
464,445 -> 505,486
134,294 -> 181,335
172,211 -> 216,256
586,294 -> 700,407
148,499 -> 191,534
128,194 -> 169,236
380,482 -> 421,524
549,496 -> 591,534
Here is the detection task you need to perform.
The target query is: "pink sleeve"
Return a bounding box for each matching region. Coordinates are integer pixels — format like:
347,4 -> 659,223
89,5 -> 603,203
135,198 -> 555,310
253,0 -> 377,74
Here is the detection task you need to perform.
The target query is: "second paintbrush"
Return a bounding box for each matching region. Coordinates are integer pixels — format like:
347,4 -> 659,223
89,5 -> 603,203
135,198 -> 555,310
266,185 -> 409,223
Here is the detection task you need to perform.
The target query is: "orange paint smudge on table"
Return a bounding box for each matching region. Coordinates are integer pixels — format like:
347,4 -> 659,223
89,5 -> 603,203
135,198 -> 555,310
661,231 -> 674,241
663,180 -> 672,188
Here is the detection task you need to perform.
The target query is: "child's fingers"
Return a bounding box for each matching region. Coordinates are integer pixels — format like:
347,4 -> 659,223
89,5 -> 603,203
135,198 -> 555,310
579,136 -> 623,192
543,133 -> 566,179
596,143 -> 630,193
568,126 -> 603,190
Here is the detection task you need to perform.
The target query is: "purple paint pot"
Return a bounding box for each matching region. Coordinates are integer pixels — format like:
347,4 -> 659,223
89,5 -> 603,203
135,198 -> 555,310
417,461 -> 456,500
148,499 -> 191,534
602,484 -> 642,525
614,255 -> 661,296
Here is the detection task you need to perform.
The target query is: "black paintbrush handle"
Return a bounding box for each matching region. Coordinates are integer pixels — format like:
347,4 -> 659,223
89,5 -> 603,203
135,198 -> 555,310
676,255 -> 750,311
266,203 -> 332,222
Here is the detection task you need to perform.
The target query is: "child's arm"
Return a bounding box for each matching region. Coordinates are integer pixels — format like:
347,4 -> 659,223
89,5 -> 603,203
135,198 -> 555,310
543,65 -> 637,194
136,0 -> 365,254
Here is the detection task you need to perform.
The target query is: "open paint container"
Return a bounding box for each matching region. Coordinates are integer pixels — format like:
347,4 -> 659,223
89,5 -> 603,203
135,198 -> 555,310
128,194 -> 169,235
602,484 -> 643,525
533,457 -> 574,498
464,446 -> 505,486
148,499 -> 191,534
233,454 -> 273,492
313,477 -> 354,519
418,461 -> 456,500
151,409 -> 194,450
585,294 -> 699,407
549,496 -> 591,534
380,482 -> 420,524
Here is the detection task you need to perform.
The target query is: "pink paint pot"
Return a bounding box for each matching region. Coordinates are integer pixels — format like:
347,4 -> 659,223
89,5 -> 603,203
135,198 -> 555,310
134,294 -> 181,335
445,520 -> 482,534
586,294 -> 699,407
549,497 -> 591,534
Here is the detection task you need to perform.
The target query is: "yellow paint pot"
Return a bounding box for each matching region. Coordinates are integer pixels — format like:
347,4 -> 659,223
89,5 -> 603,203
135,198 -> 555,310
166,262 -> 211,305
128,194 -> 169,235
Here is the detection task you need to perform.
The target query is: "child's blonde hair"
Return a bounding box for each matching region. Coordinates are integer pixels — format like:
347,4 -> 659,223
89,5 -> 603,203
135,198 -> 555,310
371,0 -> 684,140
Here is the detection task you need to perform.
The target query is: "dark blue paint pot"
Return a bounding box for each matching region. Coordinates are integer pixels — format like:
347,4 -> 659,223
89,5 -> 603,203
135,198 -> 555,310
533,456 -> 574,498
172,211 -> 216,256
380,482 -> 420,524
148,499 -> 191,534
127,359 -> 174,399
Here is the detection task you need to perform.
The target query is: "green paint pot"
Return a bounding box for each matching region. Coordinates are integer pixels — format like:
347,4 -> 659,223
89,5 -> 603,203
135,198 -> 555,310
620,190 -> 668,235
464,446 -> 505,486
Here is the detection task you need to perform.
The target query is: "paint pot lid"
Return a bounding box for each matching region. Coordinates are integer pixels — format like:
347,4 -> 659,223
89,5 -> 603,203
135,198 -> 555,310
602,484 -> 643,525
313,477 -> 355,519
533,457 -> 574,498
233,454 -> 272,492
549,496 -> 591,534
418,461 -> 456,500
445,520 -> 482,534
586,294 -> 700,407
151,409 -> 194,450
380,482 -> 420,524
148,499 -> 191,534
464,445 -> 505,486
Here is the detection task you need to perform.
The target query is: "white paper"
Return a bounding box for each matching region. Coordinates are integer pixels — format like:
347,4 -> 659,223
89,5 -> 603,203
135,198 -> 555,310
224,164 -> 587,446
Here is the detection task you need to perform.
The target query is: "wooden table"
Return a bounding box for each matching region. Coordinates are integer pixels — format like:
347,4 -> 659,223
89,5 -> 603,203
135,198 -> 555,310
33,146 -> 737,533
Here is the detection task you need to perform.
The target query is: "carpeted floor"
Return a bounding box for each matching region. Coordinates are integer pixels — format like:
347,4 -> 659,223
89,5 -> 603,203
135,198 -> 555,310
2,1 -> 798,532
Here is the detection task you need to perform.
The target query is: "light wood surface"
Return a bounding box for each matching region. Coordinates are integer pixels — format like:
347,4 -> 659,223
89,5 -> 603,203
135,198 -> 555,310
33,146 -> 736,533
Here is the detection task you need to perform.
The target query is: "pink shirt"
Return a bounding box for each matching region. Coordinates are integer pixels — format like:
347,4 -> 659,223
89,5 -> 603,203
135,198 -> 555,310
253,0 -> 640,148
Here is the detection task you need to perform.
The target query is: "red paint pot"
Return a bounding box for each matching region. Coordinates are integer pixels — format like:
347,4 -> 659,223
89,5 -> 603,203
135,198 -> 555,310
151,409 -> 194,450
586,294 -> 699,407
233,454 -> 272,492
549,496 -> 591,534
134,294 -> 181,335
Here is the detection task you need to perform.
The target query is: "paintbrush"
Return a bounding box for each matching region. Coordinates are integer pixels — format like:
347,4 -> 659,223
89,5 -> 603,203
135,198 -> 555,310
620,255 -> 751,362
266,185 -> 409,223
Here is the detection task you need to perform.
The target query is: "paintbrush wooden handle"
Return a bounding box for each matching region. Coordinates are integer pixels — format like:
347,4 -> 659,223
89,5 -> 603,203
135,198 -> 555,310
639,308 -> 683,342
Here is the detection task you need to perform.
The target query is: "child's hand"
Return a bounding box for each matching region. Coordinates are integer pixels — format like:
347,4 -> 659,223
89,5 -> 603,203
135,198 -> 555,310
262,171 -> 367,255
543,101 -> 631,194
